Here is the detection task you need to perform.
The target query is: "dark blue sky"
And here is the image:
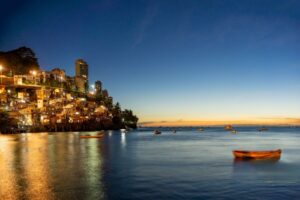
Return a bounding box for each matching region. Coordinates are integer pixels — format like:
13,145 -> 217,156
1,0 -> 300,123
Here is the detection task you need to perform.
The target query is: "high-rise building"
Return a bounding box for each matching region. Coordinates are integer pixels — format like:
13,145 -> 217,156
95,80 -> 102,92
75,59 -> 88,93
102,89 -> 109,98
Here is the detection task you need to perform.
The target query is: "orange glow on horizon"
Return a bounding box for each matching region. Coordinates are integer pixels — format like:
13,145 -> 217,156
139,117 -> 300,127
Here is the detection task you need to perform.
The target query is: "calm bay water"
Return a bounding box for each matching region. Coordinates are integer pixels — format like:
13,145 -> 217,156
1,127 -> 300,199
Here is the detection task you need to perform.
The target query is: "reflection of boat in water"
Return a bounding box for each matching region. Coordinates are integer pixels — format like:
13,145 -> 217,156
80,135 -> 104,139
234,157 -> 280,163
233,157 -> 280,174
233,149 -> 281,160
224,125 -> 233,131
80,132 -> 105,139
154,130 -> 161,135
258,127 -> 268,132
198,127 -> 204,132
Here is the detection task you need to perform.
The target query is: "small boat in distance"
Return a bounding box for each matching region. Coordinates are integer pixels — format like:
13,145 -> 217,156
120,128 -> 128,133
154,130 -> 161,135
231,130 -> 237,134
173,129 -> 176,133
224,125 -> 233,131
198,127 -> 204,132
258,127 -> 268,132
233,149 -> 281,160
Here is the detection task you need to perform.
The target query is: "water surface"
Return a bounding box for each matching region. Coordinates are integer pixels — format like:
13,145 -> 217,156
1,127 -> 300,199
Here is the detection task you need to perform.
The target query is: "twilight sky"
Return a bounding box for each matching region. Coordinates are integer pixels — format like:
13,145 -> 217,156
1,0 -> 300,125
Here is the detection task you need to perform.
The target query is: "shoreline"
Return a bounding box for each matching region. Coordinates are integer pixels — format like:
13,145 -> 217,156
0,122 -> 136,134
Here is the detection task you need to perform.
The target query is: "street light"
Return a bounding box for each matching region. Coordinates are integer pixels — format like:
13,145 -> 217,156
0,65 -> 3,85
60,76 -> 64,88
90,84 -> 95,95
31,70 -> 37,85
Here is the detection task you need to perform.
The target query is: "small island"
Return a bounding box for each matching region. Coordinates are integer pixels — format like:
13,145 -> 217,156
0,47 -> 138,133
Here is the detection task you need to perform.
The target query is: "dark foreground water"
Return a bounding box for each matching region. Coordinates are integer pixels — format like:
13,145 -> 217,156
1,127 -> 300,200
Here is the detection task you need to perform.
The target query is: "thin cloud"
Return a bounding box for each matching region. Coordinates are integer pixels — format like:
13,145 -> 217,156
213,14 -> 300,47
132,2 -> 159,47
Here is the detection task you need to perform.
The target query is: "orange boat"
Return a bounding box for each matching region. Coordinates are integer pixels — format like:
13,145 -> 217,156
80,134 -> 104,139
232,149 -> 281,159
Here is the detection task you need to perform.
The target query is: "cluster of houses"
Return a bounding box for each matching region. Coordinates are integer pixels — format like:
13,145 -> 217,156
0,59 -> 114,131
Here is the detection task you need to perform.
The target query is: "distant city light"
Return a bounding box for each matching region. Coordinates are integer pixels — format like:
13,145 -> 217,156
31,70 -> 37,76
0,55 -> 137,133
0,65 -> 3,84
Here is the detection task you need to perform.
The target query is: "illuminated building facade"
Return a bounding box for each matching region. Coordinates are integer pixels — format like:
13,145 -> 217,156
75,59 -> 88,93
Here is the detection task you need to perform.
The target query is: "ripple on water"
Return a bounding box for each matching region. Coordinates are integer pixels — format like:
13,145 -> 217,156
1,128 -> 300,200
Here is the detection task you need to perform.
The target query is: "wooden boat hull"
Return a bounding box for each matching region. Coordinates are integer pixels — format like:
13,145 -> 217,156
80,134 -> 104,139
233,149 -> 281,159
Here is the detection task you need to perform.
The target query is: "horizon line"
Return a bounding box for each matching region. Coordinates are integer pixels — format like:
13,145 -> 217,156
139,118 -> 300,127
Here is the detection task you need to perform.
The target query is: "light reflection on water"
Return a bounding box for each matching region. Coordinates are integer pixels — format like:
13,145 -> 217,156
0,127 -> 300,200
0,132 -> 106,200
121,132 -> 126,147
0,136 -> 19,200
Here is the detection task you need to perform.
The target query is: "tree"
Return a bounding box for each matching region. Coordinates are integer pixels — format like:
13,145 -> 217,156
0,111 -> 18,133
111,102 -> 122,128
122,109 -> 138,129
0,46 -> 40,75
112,102 -> 121,117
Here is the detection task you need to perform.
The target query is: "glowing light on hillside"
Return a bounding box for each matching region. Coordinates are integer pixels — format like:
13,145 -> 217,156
31,70 -> 37,76
0,65 -> 4,84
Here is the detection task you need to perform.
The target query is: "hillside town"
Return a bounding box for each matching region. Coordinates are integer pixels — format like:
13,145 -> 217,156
0,47 -> 138,133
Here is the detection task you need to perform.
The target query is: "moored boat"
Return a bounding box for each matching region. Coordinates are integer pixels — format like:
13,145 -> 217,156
198,127 -> 204,132
231,130 -> 237,134
232,149 -> 281,159
80,134 -> 104,139
258,127 -> 268,132
120,129 -> 128,133
154,130 -> 161,135
224,125 -> 233,131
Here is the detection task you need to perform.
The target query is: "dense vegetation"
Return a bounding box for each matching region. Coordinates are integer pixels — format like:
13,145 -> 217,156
0,111 -> 18,133
0,46 -> 40,75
